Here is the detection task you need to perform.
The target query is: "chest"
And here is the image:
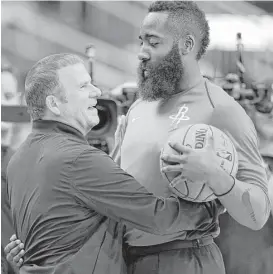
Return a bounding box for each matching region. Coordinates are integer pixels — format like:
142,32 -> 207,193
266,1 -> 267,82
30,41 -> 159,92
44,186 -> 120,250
120,99 -> 213,195
123,100 -> 213,148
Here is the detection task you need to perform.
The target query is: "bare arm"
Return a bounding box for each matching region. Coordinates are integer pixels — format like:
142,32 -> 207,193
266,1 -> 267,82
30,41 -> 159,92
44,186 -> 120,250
161,102 -> 270,230
208,169 -> 269,230
210,103 -> 270,230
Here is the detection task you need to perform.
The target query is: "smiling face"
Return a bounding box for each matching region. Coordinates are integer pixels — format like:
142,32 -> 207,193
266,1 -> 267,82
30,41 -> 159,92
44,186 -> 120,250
137,12 -> 184,101
52,63 -> 102,135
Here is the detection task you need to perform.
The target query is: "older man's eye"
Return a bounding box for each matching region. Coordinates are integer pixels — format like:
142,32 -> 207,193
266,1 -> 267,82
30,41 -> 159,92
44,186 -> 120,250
81,84 -> 88,89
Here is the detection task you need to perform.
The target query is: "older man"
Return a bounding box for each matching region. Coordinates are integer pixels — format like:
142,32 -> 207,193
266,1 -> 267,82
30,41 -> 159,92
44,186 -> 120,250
5,53 -> 215,274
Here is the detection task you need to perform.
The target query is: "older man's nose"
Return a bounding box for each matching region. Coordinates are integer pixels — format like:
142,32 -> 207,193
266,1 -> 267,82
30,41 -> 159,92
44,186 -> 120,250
90,86 -> 102,98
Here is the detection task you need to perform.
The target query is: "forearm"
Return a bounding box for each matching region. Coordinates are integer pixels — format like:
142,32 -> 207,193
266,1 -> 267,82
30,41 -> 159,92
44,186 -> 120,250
75,149 -> 212,235
74,180 -> 211,235
153,196 -> 212,234
209,171 -> 270,230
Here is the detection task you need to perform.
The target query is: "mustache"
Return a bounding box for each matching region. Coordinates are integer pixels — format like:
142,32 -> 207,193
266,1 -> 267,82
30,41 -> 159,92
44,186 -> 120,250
137,43 -> 183,102
138,62 -> 152,72
139,56 -> 178,73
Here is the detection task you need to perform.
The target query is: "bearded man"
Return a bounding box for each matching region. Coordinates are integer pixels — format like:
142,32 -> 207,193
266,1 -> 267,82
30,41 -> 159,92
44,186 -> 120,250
112,1 -> 269,274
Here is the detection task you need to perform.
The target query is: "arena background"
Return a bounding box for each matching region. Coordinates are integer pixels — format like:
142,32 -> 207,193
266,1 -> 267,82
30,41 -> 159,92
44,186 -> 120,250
1,1 -> 273,274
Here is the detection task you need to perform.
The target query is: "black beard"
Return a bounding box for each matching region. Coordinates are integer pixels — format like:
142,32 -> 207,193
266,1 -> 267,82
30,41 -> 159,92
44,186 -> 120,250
137,44 -> 183,101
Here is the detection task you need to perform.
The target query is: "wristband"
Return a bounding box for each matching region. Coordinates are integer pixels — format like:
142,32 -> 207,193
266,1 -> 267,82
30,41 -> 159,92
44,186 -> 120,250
214,175 -> 236,197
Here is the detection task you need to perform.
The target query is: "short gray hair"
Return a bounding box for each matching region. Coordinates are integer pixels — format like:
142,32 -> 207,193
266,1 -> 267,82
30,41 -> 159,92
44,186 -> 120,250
25,53 -> 84,120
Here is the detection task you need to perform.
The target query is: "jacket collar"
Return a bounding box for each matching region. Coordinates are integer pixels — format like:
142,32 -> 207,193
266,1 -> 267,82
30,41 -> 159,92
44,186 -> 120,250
32,120 -> 88,143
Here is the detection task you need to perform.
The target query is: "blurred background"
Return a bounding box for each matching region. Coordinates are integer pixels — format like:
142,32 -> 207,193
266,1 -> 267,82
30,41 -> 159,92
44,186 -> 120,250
1,1 -> 273,274
1,0 -> 273,152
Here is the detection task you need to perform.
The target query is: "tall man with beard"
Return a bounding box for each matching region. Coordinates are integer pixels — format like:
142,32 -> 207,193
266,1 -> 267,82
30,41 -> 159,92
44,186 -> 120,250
112,1 -> 269,274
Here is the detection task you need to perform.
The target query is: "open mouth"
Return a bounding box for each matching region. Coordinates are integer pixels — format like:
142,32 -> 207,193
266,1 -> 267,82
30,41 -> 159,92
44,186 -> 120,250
142,69 -> 149,79
88,100 -> 98,110
88,106 -> 96,110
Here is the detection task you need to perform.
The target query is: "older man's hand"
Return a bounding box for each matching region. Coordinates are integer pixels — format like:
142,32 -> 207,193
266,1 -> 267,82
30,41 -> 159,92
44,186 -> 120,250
4,234 -> 25,269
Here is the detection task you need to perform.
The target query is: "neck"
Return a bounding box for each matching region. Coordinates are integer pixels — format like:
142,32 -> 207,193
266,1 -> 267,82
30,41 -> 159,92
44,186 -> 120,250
179,60 -> 203,92
42,116 -> 88,136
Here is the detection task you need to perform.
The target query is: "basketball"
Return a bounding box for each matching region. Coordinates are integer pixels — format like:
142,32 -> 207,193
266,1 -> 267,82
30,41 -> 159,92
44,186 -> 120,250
160,124 -> 238,202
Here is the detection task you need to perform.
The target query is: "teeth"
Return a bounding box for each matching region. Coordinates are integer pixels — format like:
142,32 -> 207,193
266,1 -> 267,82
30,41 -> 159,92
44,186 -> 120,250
144,70 -> 148,78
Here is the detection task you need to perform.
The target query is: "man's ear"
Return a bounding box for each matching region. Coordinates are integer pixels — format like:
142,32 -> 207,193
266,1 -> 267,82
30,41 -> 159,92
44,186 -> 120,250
178,35 -> 195,56
45,95 -> 61,116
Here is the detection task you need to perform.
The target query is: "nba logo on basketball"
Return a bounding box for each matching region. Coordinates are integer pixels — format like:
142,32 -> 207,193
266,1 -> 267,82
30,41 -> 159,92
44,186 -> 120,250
217,150 -> 233,162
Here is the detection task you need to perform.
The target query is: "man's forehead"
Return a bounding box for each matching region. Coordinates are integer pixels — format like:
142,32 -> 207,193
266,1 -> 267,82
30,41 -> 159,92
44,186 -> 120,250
58,63 -> 85,76
140,12 -> 169,36
58,63 -> 90,83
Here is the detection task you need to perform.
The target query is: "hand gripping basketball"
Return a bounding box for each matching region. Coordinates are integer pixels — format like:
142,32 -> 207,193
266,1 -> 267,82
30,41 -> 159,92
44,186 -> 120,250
160,124 -> 238,202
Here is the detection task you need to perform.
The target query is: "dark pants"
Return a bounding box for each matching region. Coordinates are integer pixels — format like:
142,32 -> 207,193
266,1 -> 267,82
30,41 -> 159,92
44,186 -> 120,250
125,238 -> 225,274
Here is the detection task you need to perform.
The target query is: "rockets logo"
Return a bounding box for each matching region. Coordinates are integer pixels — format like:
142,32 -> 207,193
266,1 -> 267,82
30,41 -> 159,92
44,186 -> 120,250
169,104 -> 190,131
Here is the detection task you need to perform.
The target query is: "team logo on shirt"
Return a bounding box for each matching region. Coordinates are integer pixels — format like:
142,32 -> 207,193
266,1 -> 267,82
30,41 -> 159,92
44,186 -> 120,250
169,104 -> 190,131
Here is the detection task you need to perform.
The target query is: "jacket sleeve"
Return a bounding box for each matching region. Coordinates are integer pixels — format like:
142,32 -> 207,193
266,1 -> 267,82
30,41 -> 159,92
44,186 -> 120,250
70,148 -> 212,235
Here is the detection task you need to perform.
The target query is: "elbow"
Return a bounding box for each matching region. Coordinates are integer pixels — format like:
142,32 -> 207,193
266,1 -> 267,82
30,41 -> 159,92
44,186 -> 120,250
245,212 -> 269,231
247,221 -> 265,231
255,210 -> 270,230
243,186 -> 270,230
235,218 -> 264,231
